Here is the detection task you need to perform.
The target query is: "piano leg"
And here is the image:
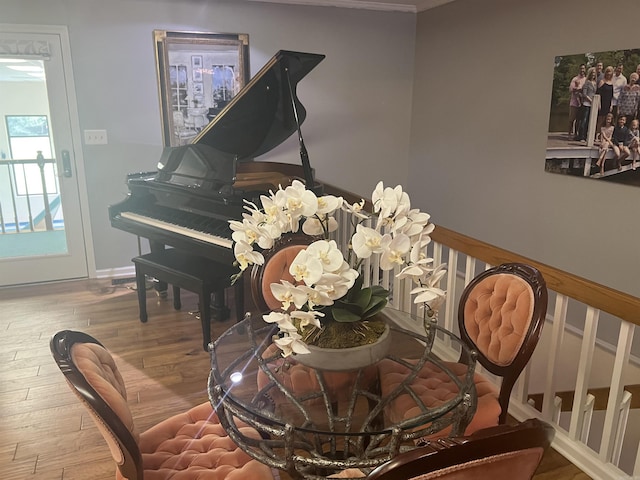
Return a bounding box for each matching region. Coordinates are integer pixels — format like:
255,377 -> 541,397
135,267 -> 148,323
199,285 -> 213,352
211,290 -> 230,321
172,285 -> 181,310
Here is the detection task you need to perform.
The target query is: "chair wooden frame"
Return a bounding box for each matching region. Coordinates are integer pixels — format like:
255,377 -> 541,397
367,418 -> 554,480
50,330 -> 144,480
458,263 -> 548,424
51,329 -> 275,480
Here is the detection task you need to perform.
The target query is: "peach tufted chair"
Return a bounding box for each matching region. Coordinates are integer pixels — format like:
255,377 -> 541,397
457,263 -> 547,428
366,418 -> 554,480
50,330 -> 275,480
250,233 -> 313,312
381,263 -> 547,436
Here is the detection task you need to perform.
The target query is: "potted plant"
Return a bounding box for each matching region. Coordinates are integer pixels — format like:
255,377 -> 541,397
229,180 -> 446,360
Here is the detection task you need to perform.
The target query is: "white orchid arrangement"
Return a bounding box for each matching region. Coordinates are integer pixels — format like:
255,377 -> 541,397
229,180 -> 446,357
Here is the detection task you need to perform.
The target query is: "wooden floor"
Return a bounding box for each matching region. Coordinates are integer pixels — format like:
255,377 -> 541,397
0,278 -> 591,479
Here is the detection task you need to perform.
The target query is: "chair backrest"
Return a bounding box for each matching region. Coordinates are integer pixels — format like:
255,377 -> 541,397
458,263 -> 548,423
250,233 -> 313,312
367,418 -> 554,480
50,330 -> 143,480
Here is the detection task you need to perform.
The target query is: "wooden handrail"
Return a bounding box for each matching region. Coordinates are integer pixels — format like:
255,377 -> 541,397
431,224 -> 639,326
322,182 -> 640,326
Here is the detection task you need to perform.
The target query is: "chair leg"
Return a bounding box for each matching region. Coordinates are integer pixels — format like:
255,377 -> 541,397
135,268 -> 148,323
199,288 -> 212,351
172,285 -> 181,310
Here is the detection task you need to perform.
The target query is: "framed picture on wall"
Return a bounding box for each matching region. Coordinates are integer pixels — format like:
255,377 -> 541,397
546,48 -> 640,188
154,30 -> 250,146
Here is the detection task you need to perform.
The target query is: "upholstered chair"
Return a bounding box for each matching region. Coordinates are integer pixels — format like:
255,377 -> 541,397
250,233 -> 312,312
366,418 -> 554,480
50,330 -> 275,480
380,263 -> 547,435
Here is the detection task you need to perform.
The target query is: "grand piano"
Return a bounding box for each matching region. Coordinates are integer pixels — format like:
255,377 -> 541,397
109,50 -> 325,266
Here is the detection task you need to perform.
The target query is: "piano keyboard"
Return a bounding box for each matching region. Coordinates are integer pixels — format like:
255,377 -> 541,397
120,211 -> 233,249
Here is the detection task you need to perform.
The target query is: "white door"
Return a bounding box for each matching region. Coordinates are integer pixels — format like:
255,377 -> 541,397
0,25 -> 90,286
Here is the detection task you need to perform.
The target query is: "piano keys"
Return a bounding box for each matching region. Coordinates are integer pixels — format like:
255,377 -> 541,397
108,50 -> 325,265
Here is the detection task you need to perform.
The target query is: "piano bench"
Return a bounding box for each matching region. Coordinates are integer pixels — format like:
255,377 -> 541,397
132,249 -> 243,351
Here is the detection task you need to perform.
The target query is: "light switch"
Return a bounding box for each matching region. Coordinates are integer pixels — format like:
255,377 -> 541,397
84,129 -> 108,145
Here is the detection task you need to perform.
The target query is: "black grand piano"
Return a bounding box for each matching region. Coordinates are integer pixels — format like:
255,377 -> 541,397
109,50 -> 325,328
109,50 -> 325,266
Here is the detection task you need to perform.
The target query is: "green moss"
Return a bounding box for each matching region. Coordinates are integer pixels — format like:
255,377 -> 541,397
300,318 -> 387,348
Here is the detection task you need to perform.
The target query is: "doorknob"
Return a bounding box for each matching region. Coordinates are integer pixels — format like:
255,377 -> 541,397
61,150 -> 72,177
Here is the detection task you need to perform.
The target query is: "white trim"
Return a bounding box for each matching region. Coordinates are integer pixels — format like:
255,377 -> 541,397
96,265 -> 135,280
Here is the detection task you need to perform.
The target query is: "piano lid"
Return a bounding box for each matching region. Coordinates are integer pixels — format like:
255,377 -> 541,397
191,50 -> 325,161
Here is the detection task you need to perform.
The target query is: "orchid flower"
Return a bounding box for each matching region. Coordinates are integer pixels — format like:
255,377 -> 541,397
351,224 -> 384,258
305,240 -> 344,273
379,233 -> 411,270
233,240 -> 264,271
290,310 -> 323,329
270,280 -> 308,310
273,331 -> 310,356
317,195 -> 342,215
342,198 -> 369,220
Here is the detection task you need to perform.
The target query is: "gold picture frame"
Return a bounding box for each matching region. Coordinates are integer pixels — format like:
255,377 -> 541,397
154,30 -> 250,147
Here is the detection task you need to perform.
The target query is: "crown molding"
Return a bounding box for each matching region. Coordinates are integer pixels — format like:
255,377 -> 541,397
245,0 -> 456,12
245,0 -> 414,13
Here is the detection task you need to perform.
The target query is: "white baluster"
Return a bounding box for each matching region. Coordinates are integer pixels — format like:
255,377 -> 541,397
542,294 -> 567,421
600,322 -> 634,463
567,306 -> 600,441
612,390 -> 632,466
581,394 -> 595,444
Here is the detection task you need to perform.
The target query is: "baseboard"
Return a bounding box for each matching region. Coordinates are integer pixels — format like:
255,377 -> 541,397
95,265 -> 136,280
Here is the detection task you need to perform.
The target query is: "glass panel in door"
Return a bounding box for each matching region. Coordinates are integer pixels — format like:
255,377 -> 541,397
0,28 -> 88,286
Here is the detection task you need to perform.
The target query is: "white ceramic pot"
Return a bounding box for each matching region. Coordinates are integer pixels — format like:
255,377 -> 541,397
294,324 -> 391,371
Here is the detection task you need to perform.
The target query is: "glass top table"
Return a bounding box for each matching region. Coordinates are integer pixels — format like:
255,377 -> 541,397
208,307 -> 477,479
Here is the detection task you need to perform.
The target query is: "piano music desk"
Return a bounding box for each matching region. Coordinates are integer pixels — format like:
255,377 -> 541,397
132,249 -> 242,351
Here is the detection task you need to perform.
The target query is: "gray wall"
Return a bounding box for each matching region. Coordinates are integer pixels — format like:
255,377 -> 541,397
409,0 -> 640,297
1,0 -> 416,271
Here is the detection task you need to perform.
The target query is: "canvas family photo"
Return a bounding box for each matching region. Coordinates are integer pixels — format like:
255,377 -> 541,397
546,48 -> 640,187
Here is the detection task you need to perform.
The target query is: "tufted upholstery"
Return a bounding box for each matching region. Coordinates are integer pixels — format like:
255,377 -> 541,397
251,234 -> 314,312
463,274 -> 534,366
367,418 -> 554,480
456,264 -> 547,428
128,402 -> 272,480
378,359 -> 501,436
51,330 -> 275,480
260,244 -> 307,310
378,360 -> 500,436
72,343 -> 139,441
